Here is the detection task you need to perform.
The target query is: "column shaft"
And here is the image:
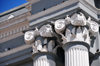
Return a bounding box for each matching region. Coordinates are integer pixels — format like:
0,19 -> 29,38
33,53 -> 56,66
65,48 -> 89,66
63,43 -> 90,66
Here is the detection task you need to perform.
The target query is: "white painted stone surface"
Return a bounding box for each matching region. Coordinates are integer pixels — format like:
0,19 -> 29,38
65,27 -> 90,44
74,27 -> 84,41
87,17 -> 99,36
34,40 -> 43,51
24,31 -> 35,44
24,13 -> 99,66
65,48 -> 89,66
39,24 -> 54,37
65,15 -> 71,25
89,21 -> 99,35
34,57 -> 49,66
54,19 -> 66,34
33,55 -> 56,66
71,13 -> 86,26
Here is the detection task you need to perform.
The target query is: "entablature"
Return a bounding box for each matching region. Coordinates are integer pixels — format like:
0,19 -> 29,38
29,0 -> 100,27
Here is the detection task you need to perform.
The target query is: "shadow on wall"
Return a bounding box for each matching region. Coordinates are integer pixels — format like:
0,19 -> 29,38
94,0 -> 100,9
0,35 -> 25,52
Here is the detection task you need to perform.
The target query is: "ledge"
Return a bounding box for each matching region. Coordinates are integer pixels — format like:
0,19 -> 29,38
29,0 -> 100,27
0,45 -> 32,66
0,32 -> 24,43
29,0 -> 79,26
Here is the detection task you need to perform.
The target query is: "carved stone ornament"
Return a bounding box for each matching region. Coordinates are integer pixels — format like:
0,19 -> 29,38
24,28 -> 39,44
24,12 -> 99,53
65,15 -> 71,25
65,26 -> 90,44
86,17 -> 99,36
24,31 -> 35,44
35,40 -> 43,51
71,13 -> 86,26
39,24 -> 54,37
89,21 -> 99,35
54,19 -> 66,34
47,40 -> 55,52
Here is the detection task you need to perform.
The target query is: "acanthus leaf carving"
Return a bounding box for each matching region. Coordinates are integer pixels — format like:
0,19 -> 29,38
83,27 -> 90,44
35,40 -> 43,51
47,40 -> 55,52
39,24 -> 54,37
71,13 -> 86,26
65,28 -> 71,42
24,12 -> 99,54
74,27 -> 84,41
65,15 -> 71,25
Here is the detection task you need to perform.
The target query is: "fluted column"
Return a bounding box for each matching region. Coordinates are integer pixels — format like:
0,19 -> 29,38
63,43 -> 89,66
33,53 -> 56,66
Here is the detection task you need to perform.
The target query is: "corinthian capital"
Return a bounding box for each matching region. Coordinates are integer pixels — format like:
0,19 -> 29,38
60,13 -> 99,45
24,12 -> 99,54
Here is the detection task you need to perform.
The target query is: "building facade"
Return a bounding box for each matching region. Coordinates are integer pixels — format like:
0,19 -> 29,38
0,0 -> 100,66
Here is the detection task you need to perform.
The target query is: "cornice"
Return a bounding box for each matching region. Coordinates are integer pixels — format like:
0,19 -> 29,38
29,0 -> 100,27
29,0 -> 79,26
0,32 -> 24,43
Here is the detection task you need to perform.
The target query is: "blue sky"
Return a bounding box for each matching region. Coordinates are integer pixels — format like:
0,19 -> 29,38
0,0 -> 28,13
